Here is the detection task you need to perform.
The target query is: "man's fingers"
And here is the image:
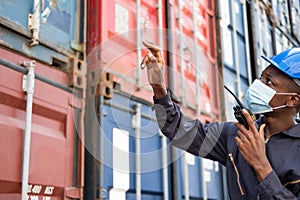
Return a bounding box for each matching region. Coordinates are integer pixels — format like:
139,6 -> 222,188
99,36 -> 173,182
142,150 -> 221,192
237,130 -> 248,142
242,109 -> 251,124
148,52 -> 157,62
259,124 -> 266,139
143,41 -> 160,52
235,136 -> 244,148
143,41 -> 164,65
141,52 -> 158,69
242,109 -> 257,131
235,122 -> 250,141
141,55 -> 150,69
155,50 -> 164,64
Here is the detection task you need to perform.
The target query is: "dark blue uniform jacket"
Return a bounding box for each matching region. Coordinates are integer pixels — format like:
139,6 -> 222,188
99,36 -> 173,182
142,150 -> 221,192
154,92 -> 300,200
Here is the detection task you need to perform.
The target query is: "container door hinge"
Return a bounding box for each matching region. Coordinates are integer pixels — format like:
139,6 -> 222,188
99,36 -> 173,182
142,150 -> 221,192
65,187 -> 83,199
28,0 -> 41,47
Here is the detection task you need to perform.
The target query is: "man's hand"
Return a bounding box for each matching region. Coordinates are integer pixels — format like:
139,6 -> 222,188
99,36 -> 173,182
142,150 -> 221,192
141,41 -> 167,98
234,109 -> 272,182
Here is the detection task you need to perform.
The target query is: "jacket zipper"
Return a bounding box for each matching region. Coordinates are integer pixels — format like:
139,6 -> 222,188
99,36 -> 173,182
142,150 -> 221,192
283,179 -> 300,187
229,153 -> 245,196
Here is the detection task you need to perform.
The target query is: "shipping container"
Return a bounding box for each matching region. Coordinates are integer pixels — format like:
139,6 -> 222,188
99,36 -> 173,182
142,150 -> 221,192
5,0 -> 299,199
172,149 -> 223,200
0,1 -> 86,199
86,0 -> 225,200
86,0 -> 221,122
219,0 -> 252,121
83,89 -> 225,200
84,90 -> 169,199
102,92 -> 166,200
0,0 -> 85,70
0,47 -> 84,199
87,0 -> 165,104
165,0 -> 220,121
86,1 -> 162,197
249,0 -> 299,75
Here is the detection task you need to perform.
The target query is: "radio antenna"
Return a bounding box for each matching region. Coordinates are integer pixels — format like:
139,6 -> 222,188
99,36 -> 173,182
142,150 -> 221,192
224,85 -> 245,109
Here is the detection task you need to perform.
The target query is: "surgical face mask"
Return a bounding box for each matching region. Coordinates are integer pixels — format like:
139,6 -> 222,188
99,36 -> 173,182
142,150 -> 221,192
245,79 -> 298,114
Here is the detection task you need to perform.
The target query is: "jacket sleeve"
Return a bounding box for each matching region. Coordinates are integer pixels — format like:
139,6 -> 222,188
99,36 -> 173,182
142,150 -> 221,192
256,170 -> 300,199
153,91 -> 228,165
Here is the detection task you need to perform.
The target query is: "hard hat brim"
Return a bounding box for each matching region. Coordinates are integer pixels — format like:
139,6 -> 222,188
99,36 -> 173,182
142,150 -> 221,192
261,55 -> 300,86
261,55 -> 283,72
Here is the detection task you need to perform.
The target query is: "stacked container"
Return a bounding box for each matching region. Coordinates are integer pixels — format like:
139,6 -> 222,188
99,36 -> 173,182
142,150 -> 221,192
0,0 -> 85,199
219,0 -> 252,121
250,0 -> 299,74
86,0 -> 223,199
1,0 -> 298,199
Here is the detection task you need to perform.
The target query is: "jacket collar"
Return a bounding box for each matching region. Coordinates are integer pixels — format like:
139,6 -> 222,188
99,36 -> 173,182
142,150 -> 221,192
257,117 -> 300,138
281,123 -> 300,138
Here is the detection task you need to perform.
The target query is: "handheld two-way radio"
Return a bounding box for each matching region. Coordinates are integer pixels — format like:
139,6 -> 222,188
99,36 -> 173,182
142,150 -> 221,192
224,86 -> 258,130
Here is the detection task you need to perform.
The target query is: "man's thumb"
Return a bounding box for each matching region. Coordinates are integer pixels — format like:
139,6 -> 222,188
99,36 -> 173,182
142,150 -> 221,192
259,124 -> 266,138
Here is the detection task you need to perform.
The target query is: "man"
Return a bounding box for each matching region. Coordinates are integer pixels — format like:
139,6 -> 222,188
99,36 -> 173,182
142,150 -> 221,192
141,41 -> 300,200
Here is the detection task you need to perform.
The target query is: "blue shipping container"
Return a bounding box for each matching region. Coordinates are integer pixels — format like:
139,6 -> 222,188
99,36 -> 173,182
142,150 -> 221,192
84,90 -> 225,199
0,0 -> 84,66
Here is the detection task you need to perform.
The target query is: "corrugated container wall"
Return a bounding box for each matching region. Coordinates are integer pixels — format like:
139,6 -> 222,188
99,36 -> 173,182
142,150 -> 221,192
0,0 -> 85,68
86,0 -> 221,121
250,0 -> 300,75
86,0 -> 224,199
166,0 -> 220,121
220,0 -> 252,121
165,1 -> 223,199
0,0 -> 86,199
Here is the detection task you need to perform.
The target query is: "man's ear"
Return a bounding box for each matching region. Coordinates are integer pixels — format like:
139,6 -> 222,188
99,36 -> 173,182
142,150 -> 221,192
287,95 -> 300,108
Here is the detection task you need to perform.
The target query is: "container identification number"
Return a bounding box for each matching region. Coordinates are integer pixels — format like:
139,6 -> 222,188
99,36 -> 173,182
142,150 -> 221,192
27,196 -> 51,200
27,184 -> 55,200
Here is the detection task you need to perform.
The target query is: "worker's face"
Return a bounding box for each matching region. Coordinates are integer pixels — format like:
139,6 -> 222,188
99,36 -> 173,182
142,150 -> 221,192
259,65 -> 296,111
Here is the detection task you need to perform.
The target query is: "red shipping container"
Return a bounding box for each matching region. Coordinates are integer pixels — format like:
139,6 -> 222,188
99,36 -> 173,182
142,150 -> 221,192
0,48 -> 84,200
87,0 -> 220,121
87,0 -> 166,103
166,0 -> 219,121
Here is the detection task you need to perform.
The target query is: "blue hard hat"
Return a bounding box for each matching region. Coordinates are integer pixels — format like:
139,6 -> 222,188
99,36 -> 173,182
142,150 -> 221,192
261,48 -> 300,86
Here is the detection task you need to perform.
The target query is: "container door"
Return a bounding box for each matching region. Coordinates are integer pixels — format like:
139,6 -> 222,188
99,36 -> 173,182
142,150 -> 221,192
0,0 -> 80,51
93,93 -> 167,200
0,48 -> 83,200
